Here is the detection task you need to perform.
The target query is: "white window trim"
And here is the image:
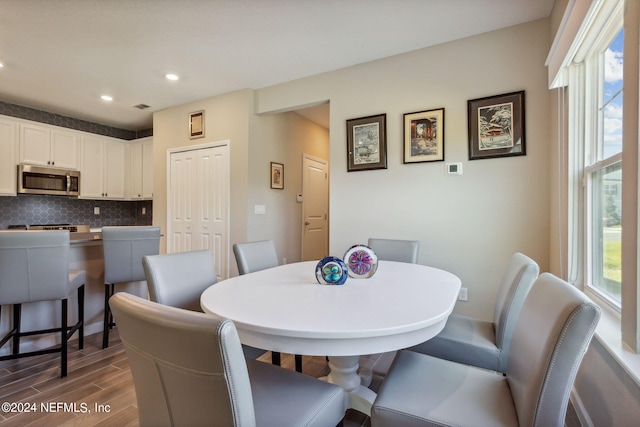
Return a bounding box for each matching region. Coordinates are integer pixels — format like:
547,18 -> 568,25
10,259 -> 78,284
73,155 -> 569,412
562,0 -> 640,385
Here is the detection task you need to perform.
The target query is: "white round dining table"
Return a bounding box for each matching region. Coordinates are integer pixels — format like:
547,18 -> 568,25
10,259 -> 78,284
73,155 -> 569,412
201,260 -> 461,415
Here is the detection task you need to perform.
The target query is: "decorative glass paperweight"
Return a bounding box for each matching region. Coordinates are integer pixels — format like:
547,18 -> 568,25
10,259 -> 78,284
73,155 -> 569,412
343,244 -> 378,278
315,256 -> 348,285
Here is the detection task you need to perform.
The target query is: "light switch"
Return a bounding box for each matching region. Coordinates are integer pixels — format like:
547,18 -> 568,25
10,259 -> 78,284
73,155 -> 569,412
254,205 -> 266,215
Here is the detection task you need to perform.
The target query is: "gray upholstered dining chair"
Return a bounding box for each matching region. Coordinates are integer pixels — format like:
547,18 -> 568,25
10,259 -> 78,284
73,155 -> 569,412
367,238 -> 419,263
233,239 -> 280,275
233,240 -> 303,372
371,273 -> 601,427
406,252 -> 539,373
142,249 -> 266,359
0,230 -> 85,377
101,225 -> 161,348
109,292 -> 346,427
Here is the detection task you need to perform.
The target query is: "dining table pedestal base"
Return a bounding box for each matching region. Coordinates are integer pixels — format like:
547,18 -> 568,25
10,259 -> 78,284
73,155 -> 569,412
325,355 -> 377,416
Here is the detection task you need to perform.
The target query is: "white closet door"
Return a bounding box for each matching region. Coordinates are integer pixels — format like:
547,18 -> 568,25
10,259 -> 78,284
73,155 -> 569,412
169,143 -> 229,281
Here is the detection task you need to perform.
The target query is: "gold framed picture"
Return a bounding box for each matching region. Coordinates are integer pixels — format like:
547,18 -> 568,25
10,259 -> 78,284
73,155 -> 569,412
189,110 -> 205,139
270,162 -> 284,189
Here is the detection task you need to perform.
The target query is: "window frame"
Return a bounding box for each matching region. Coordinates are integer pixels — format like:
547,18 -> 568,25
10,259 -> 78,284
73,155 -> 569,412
582,15 -> 624,310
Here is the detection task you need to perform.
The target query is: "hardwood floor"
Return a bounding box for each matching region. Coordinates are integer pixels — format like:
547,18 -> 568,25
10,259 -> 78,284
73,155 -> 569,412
0,330 -> 371,426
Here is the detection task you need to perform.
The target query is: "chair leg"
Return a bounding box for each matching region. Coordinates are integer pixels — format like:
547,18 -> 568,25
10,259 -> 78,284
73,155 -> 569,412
12,304 -> 21,355
78,285 -> 85,349
272,351 -> 281,366
102,283 -> 113,349
295,354 -> 303,373
61,298 -> 68,378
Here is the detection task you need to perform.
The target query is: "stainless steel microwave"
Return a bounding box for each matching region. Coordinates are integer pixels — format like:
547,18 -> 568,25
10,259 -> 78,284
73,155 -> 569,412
17,164 -> 80,196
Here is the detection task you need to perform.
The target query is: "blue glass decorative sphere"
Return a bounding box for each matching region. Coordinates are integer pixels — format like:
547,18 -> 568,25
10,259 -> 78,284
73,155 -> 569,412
315,256 -> 348,285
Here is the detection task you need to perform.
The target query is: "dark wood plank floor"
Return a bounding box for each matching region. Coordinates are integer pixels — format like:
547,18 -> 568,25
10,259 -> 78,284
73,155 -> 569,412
0,330 -> 370,426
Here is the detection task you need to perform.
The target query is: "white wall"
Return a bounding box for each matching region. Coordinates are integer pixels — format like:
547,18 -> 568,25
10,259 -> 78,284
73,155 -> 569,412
153,89 -> 253,259
153,92 -> 328,275
257,19 -> 552,320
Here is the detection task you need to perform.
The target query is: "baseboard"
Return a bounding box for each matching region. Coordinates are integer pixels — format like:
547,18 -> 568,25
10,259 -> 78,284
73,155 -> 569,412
569,387 -> 594,427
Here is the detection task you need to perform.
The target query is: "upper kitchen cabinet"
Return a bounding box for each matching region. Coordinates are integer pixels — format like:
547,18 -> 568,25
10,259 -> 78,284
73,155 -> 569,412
80,135 -> 127,199
129,137 -> 153,199
19,122 -> 79,169
0,117 -> 18,196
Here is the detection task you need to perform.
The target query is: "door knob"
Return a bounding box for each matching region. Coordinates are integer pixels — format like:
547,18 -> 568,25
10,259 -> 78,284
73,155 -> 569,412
304,221 -> 310,226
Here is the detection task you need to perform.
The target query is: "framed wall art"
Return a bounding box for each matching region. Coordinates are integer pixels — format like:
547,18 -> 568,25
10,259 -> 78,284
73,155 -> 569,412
403,108 -> 445,163
270,162 -> 284,189
346,114 -> 387,172
467,91 -> 525,160
189,110 -> 205,139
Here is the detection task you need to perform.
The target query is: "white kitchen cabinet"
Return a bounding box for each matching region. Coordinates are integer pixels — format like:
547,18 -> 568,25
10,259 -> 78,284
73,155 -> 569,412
80,136 -> 126,199
105,140 -> 126,199
0,117 -> 18,196
129,137 -> 153,200
142,139 -> 153,198
19,123 -> 79,169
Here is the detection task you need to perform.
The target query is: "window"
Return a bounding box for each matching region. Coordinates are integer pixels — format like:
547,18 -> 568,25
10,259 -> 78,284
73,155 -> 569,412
584,25 -> 623,306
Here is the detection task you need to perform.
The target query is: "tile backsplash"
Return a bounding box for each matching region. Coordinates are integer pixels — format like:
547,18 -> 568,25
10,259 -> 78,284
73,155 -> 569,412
0,195 -> 152,230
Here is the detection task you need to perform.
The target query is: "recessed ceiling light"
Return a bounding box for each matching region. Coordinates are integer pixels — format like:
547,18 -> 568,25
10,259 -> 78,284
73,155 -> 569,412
165,73 -> 179,81
101,95 -> 113,102
0,62 -> 4,69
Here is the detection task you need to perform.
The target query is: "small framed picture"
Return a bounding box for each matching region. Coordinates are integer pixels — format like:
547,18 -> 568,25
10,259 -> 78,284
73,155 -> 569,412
403,108 -> 445,163
189,110 -> 205,139
346,114 -> 387,172
467,91 -> 525,160
270,162 -> 284,189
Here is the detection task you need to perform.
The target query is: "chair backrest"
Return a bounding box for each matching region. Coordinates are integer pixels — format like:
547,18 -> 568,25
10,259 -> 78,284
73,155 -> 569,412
109,292 -> 256,427
0,230 -> 71,304
493,252 -> 539,370
506,273 -> 600,426
367,238 -> 419,264
143,250 -> 216,312
102,226 -> 160,284
233,240 -> 279,275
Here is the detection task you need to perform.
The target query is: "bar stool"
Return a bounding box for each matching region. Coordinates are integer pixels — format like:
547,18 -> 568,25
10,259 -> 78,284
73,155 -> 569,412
102,226 -> 160,348
0,230 -> 85,378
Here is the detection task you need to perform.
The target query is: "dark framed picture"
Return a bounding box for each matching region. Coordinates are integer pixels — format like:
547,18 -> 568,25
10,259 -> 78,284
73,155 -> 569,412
467,91 -> 525,160
270,162 -> 284,189
346,114 -> 387,172
189,110 -> 205,139
403,108 -> 445,163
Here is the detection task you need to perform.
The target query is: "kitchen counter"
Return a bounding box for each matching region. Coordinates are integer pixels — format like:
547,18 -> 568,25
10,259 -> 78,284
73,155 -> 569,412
70,231 -> 102,242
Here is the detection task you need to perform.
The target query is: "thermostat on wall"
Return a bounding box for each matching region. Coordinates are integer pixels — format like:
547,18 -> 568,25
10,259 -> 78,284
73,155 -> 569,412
446,162 -> 463,175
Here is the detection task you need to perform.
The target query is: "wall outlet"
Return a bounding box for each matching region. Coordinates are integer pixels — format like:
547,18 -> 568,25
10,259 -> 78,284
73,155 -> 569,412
141,207 -> 146,215
282,258 -> 287,265
93,206 -> 100,215
458,287 -> 468,301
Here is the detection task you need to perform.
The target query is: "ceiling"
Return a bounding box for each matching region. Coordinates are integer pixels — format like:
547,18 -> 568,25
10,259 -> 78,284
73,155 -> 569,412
0,0 -> 554,131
